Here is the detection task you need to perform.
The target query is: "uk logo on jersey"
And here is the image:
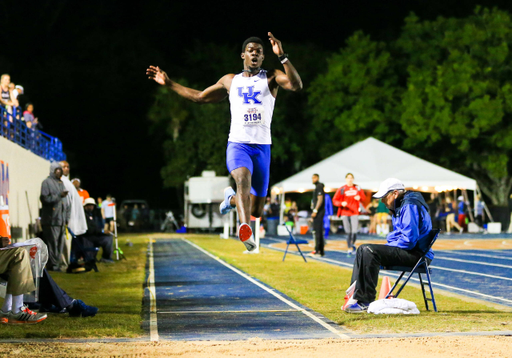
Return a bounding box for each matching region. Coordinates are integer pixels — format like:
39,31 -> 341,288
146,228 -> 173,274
237,86 -> 262,104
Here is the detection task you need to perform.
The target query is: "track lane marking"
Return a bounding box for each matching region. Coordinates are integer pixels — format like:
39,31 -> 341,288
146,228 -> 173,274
435,256 -> 512,269
429,266 -> 512,281
182,238 -> 349,339
442,251 -> 512,261
148,240 -> 159,342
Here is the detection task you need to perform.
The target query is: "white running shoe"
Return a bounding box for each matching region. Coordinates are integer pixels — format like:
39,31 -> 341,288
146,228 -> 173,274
219,187 -> 236,215
239,223 -> 256,251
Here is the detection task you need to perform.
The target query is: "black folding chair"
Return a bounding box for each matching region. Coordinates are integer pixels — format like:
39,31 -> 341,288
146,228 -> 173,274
282,225 -> 309,263
382,228 -> 440,312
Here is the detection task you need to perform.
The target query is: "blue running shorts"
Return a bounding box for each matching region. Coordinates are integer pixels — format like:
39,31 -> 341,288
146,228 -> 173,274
226,141 -> 271,197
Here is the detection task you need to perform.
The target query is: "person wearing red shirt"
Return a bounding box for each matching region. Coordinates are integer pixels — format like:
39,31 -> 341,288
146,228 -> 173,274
333,173 -> 366,256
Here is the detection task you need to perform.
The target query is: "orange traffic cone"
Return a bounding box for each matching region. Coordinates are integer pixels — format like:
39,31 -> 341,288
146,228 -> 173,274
378,276 -> 393,300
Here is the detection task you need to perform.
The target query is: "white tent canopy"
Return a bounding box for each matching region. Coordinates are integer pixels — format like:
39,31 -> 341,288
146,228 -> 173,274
272,137 -> 477,194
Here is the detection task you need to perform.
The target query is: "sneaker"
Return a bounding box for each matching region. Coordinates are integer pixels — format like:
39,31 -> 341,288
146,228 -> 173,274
0,310 -> 9,324
7,305 -> 47,324
68,299 -> 98,318
344,302 -> 369,313
238,223 -> 256,251
352,245 -> 357,255
347,250 -> 352,257
219,187 -> 236,215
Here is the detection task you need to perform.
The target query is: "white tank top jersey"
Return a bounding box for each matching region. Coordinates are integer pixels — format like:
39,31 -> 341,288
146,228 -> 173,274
228,70 -> 276,144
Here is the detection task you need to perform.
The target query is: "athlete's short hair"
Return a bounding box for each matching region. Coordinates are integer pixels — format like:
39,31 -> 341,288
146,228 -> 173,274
313,173 -> 319,178
241,37 -> 264,53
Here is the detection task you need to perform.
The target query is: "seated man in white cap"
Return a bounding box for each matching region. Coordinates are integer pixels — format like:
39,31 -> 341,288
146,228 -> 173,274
76,198 -> 114,264
344,178 -> 434,313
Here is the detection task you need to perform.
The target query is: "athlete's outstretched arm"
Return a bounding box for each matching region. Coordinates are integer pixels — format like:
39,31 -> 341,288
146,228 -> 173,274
268,32 -> 303,92
146,65 -> 231,104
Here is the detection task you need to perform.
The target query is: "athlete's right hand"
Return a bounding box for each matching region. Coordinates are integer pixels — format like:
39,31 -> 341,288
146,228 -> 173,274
146,65 -> 169,86
342,201 -> 347,207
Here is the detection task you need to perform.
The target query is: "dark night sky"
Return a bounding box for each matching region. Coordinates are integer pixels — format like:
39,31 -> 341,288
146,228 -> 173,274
2,0 -> 511,211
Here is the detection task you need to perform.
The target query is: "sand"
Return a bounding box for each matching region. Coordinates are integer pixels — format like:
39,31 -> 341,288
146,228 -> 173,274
1,336 -> 511,357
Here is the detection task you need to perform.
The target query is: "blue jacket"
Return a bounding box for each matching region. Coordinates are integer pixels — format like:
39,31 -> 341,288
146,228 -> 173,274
386,191 -> 434,260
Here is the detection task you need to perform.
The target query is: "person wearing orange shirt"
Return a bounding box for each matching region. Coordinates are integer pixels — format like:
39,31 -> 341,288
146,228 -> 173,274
333,173 -> 366,256
71,178 -> 90,205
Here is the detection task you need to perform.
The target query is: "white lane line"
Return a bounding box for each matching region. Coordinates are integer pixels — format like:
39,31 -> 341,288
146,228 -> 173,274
182,239 -> 349,339
435,256 -> 512,269
148,240 -> 159,342
442,251 -> 512,261
379,270 -> 512,305
160,309 -> 297,314
488,250 -> 512,255
429,266 -> 512,281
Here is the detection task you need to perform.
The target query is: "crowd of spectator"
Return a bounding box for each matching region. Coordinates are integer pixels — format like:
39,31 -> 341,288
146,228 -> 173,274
1,73 -> 48,154
0,161 -> 120,324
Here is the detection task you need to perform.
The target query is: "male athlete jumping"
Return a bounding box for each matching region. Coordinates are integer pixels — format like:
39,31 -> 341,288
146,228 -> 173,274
146,33 -> 302,251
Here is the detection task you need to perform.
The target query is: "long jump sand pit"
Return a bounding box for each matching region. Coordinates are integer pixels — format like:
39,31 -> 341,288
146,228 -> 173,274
2,336 -> 511,357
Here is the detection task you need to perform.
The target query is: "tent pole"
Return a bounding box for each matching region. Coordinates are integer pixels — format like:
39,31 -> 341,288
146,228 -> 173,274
462,189 -> 474,222
280,191 -> 285,225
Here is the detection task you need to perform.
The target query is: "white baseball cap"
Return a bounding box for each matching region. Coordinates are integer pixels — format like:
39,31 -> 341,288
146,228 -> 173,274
83,197 -> 96,206
373,178 -> 405,198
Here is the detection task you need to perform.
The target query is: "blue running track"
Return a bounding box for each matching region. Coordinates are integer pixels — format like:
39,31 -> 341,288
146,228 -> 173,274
263,236 -> 512,308
144,239 -> 348,341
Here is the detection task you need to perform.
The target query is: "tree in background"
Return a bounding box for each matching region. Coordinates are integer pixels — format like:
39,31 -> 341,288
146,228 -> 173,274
309,8 -> 512,206
398,7 -> 512,205
308,31 -> 404,158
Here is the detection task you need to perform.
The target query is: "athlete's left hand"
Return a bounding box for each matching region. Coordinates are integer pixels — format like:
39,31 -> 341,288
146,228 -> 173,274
268,32 -> 284,56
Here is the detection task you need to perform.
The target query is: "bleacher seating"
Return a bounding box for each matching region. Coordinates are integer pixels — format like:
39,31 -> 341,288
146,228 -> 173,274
0,105 -> 66,161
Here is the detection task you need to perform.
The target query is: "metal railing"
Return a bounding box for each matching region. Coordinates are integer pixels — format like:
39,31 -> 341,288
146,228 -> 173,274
0,105 -> 66,161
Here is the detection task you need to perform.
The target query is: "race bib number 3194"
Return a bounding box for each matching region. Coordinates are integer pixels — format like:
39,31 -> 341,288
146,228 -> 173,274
243,107 -> 265,126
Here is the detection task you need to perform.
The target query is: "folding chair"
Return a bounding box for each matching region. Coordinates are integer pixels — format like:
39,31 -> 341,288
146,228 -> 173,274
282,225 -> 309,263
382,228 -> 440,312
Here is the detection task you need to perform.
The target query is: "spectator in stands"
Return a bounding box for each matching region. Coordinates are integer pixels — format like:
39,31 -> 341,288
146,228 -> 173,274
76,198 -> 114,263
0,74 -> 18,111
0,239 -> 47,324
40,162 -> 70,271
59,161 -> 88,268
344,178 -> 434,313
102,194 -> 115,233
12,85 -> 23,100
71,178 -> 90,205
23,103 -> 38,129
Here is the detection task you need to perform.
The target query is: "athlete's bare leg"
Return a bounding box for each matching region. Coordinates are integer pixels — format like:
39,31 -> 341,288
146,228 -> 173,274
230,167 -> 252,224
229,168 -> 267,222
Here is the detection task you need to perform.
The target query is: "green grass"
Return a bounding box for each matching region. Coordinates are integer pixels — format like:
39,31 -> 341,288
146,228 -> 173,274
187,235 -> 512,334
1,234 -> 149,339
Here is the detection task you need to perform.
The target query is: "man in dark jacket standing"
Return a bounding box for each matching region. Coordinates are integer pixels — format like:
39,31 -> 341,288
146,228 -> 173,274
40,162 -> 70,271
345,178 -> 434,313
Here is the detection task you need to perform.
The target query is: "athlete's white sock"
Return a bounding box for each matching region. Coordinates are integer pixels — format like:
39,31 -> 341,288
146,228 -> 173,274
12,295 -> 23,313
2,294 -> 12,312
